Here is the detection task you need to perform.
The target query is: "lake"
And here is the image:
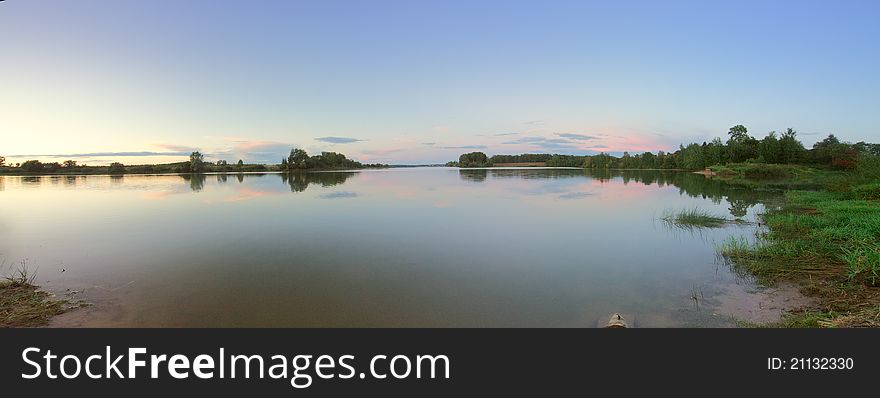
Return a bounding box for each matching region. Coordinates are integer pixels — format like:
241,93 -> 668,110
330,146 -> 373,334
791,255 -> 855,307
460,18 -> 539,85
0,168 -> 787,327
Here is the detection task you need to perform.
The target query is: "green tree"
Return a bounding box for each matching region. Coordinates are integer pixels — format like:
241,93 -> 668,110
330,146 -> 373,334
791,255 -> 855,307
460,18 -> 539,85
280,157 -> 289,171
728,124 -> 749,142
0,155 -> 5,167
726,124 -> 759,162
44,162 -> 61,172
705,138 -> 725,166
458,152 -> 490,167
63,160 -> 77,168
640,152 -> 656,169
108,162 -> 125,174
288,148 -> 309,169
758,131 -> 780,163
189,151 -> 205,173
778,128 -> 806,164
237,159 -> 244,171
680,143 -> 706,170
620,152 -> 634,168
20,160 -> 44,172
811,134 -> 840,165
727,125 -> 755,162
591,153 -> 612,169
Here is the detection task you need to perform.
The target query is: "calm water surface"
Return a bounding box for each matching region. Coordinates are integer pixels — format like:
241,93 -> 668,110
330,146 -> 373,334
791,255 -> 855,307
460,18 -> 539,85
0,168 -> 781,327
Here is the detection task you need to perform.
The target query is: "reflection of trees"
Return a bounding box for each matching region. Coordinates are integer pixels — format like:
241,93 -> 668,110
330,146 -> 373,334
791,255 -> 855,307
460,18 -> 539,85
236,173 -> 244,183
616,170 -> 781,218
461,168 -> 599,181
460,168 -> 782,219
281,172 -> 355,193
217,174 -> 228,183
180,174 -> 206,192
458,169 -> 488,182
21,177 -> 41,186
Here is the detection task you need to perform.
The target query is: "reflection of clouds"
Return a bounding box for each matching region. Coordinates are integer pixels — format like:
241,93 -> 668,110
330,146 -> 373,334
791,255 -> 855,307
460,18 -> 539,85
143,191 -> 173,201
558,192 -> 595,200
433,200 -> 452,208
225,187 -> 278,202
319,191 -> 359,199
394,190 -> 417,198
508,183 -> 571,196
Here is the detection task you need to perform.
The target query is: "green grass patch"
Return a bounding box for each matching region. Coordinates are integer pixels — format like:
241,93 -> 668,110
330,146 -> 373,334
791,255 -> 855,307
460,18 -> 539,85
849,182 -> 880,201
1,262 -> 69,328
708,163 -> 846,190
661,208 -> 730,229
716,189 -> 880,327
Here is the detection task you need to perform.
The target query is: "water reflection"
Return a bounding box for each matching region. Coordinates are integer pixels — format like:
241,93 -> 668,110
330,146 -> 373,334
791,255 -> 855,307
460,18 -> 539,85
459,168 -> 780,219
458,169 -> 488,182
281,172 -> 355,192
319,191 -> 359,199
1,168 -> 791,327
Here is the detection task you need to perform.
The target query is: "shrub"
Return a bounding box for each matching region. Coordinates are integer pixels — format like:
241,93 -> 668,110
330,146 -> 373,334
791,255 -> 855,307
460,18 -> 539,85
736,163 -> 793,179
108,162 -> 125,174
851,183 -> 880,201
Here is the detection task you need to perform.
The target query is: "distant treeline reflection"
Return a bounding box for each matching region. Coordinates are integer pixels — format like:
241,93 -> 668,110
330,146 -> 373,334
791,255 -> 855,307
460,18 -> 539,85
459,168 -> 783,218
178,172 -> 356,192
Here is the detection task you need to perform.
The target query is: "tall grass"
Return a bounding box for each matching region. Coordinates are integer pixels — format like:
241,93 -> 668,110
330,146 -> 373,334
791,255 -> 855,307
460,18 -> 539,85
1,259 -> 68,328
717,188 -> 880,326
2,259 -> 37,286
842,246 -> 880,286
660,208 -> 729,230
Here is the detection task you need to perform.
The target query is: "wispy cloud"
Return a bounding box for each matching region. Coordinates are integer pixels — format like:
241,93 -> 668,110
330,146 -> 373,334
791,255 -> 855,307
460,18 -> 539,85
441,145 -> 488,150
212,140 -> 292,164
315,136 -> 365,144
361,147 -> 405,156
10,151 -> 191,158
153,143 -> 199,152
502,136 -> 577,151
556,133 -> 598,141
495,132 -> 519,136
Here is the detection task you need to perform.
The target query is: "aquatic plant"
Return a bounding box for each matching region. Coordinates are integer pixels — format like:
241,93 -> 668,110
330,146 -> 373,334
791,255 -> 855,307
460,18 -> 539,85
661,208 -> 729,229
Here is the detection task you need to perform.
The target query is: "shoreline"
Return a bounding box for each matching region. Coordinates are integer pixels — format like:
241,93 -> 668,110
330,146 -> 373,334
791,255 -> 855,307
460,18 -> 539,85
0,279 -> 71,328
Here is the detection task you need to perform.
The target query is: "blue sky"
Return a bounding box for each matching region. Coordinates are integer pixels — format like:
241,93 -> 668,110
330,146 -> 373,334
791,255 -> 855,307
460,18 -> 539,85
1,0 -> 878,164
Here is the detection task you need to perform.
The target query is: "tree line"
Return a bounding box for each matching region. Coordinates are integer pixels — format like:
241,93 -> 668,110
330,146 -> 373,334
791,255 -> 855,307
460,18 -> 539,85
0,149 -> 385,175
279,148 -> 384,171
452,125 -> 880,171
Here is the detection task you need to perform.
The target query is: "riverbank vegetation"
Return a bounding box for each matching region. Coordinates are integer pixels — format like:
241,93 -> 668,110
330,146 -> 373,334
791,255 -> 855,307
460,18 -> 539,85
716,156 -> 880,327
0,149 -> 385,176
718,190 -> 880,327
0,263 -> 68,328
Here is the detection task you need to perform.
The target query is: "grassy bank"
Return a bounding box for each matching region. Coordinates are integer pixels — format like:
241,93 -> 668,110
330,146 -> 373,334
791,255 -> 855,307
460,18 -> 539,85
0,267 -> 69,328
708,163 -> 847,189
717,189 -> 880,327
